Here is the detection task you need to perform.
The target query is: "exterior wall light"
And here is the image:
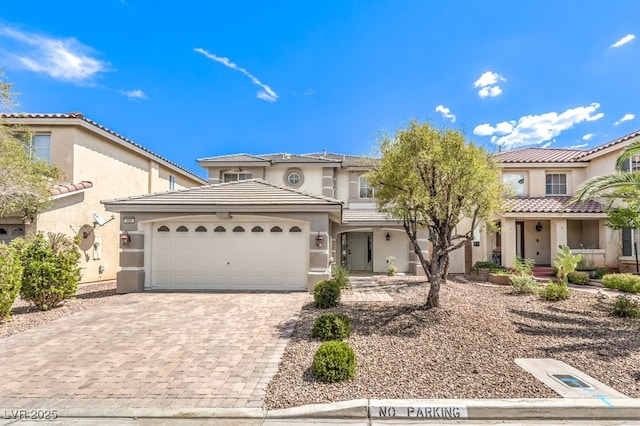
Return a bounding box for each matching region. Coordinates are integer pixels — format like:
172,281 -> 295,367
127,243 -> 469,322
535,222 -> 543,232
120,230 -> 131,246
386,232 -> 391,241
315,232 -> 323,247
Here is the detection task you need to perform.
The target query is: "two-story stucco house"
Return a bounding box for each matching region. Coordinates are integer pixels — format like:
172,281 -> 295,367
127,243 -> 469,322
477,128 -> 640,273
102,151 -> 446,293
0,113 -> 206,283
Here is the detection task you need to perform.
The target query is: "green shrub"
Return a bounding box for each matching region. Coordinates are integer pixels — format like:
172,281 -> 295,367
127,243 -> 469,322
12,232 -> 81,311
509,274 -> 539,294
513,257 -> 535,275
551,266 -> 559,277
311,313 -> 352,340
473,261 -> 506,273
0,244 -> 23,320
594,268 -> 607,280
314,279 -> 341,308
553,245 -> 583,284
311,341 -> 357,383
331,266 -> 350,288
602,274 -> 640,293
613,295 -> 640,318
567,271 -> 590,285
540,281 -> 571,301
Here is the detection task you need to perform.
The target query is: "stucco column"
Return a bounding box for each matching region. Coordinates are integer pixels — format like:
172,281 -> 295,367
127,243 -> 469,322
601,219 -> 618,268
550,218 -> 568,262
501,218 -> 516,268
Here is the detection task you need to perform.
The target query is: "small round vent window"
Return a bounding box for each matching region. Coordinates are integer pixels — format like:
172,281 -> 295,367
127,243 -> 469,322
285,168 -> 304,187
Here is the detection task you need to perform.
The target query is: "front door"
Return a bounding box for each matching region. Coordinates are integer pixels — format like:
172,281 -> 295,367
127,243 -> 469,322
344,232 -> 373,271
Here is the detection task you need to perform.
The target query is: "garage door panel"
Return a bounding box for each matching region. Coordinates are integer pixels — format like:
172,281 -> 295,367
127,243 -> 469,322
151,221 -> 308,291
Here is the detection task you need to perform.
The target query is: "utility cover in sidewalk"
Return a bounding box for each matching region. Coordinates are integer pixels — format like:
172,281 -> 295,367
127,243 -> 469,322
515,358 -> 628,400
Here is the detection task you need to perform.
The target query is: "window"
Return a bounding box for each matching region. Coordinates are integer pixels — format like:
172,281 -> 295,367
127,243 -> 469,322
233,226 -> 245,232
545,174 -> 567,195
176,226 -> 189,232
169,175 -> 176,191
270,226 -> 283,233
195,226 -> 207,232
157,225 -> 170,232
289,226 -> 302,233
285,169 -> 303,187
32,134 -> 51,164
503,173 -> 525,196
251,226 -> 264,233
214,226 -> 226,232
621,157 -> 640,172
359,176 -> 374,198
223,173 -> 253,182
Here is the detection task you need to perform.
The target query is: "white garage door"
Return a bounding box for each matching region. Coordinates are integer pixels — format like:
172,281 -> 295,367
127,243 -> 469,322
150,221 -> 308,291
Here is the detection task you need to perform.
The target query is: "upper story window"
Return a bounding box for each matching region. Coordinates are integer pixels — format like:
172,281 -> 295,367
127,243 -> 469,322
545,173 -> 567,195
359,175 -> 374,199
285,168 -> 304,188
169,175 -> 176,191
223,172 -> 252,182
503,173 -> 525,196
31,134 -> 51,164
621,156 -> 640,172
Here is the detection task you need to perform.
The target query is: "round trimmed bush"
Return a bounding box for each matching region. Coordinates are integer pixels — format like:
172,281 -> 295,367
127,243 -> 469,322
567,271 -> 590,285
312,341 -> 356,383
314,279 -> 341,308
311,313 -> 351,340
540,281 -> 571,301
0,244 -> 23,320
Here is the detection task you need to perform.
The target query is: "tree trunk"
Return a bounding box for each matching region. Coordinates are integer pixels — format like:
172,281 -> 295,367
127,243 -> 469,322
426,254 -> 445,308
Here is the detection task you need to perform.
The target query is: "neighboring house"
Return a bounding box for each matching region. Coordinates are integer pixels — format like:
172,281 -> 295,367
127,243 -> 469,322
0,113 -> 206,283
479,128 -> 640,273
102,152 -> 435,293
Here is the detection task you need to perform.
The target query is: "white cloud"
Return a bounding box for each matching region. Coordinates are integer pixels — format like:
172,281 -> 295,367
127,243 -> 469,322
582,133 -> 594,141
435,105 -> 456,123
0,26 -> 107,82
614,113 -> 635,125
611,34 -> 635,48
473,103 -> 604,150
119,89 -> 147,99
474,71 -> 505,88
478,86 -> 503,98
194,47 -> 278,102
304,89 -> 316,96
567,143 -> 589,149
473,71 -> 506,98
541,142 -> 552,148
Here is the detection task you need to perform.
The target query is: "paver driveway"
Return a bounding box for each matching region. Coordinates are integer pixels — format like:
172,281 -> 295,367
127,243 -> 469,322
0,292 -> 308,409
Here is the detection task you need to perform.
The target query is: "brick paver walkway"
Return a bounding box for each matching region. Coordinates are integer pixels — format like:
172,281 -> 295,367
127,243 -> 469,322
341,276 -> 393,302
0,292 -> 308,409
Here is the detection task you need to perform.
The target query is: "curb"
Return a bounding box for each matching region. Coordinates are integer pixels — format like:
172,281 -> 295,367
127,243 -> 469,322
4,398 -> 640,422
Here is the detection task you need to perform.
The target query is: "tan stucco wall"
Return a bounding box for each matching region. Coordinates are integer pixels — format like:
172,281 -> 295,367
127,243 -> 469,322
264,166 -> 324,194
24,123 -> 204,284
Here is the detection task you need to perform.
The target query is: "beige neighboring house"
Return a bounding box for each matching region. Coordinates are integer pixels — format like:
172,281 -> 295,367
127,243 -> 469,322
103,152 -> 436,293
0,113 -> 206,284
477,128 -> 640,273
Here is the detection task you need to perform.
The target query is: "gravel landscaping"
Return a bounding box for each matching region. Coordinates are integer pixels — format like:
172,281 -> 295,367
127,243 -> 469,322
265,275 -> 640,409
0,281 -> 118,339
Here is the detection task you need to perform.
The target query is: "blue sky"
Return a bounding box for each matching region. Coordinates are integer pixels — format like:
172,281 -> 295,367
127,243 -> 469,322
1,1 -> 639,177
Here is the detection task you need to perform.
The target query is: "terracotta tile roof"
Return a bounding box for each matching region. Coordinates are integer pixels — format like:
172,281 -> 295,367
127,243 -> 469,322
102,179 -> 342,207
342,209 -> 399,223
2,113 -> 206,184
258,153 -> 341,164
576,128 -> 640,159
50,181 -> 93,196
505,197 -> 604,214
494,148 -> 585,163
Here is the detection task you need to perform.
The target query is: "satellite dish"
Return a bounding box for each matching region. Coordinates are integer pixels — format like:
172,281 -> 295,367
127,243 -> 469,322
78,224 -> 96,251
92,212 -> 115,227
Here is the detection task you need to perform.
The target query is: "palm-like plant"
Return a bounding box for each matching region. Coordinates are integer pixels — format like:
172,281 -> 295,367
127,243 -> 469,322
571,140 -> 640,208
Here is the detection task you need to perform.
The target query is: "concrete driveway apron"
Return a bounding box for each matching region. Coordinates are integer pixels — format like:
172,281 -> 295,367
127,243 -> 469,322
0,292 -> 308,409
